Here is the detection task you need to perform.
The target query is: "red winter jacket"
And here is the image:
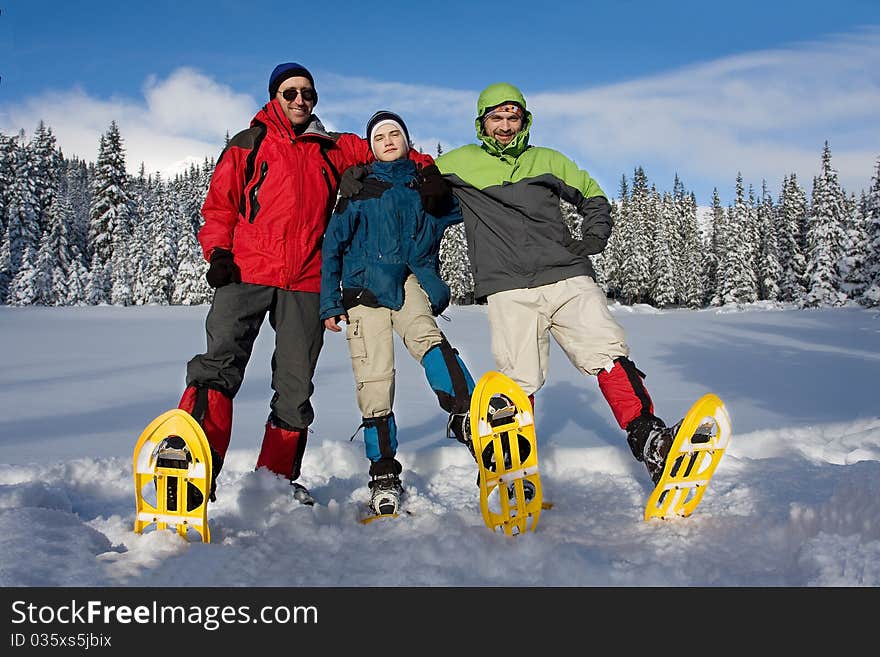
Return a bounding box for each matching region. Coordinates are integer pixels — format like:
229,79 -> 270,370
198,99 -> 434,292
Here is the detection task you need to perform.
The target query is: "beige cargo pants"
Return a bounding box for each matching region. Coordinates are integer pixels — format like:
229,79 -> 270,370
486,275 -> 629,396
345,275 -> 443,417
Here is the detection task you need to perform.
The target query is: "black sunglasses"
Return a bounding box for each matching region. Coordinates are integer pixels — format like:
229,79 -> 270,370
279,87 -> 317,102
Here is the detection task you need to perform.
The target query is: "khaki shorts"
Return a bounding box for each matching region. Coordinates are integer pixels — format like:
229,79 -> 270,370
345,275 -> 443,417
486,276 -> 629,395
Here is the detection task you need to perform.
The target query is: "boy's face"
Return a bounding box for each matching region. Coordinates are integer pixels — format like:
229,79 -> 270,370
372,124 -> 408,162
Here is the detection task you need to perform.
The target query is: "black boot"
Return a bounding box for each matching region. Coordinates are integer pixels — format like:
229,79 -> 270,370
368,458 -> 403,515
290,481 -> 316,506
368,472 -> 403,515
626,413 -> 676,484
447,411 -> 478,463
208,448 -> 223,502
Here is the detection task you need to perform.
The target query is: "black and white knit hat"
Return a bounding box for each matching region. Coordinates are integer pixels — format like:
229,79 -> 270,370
366,110 -> 410,154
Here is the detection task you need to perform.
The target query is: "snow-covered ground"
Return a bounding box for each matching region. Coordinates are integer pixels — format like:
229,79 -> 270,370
1,301 -> 879,587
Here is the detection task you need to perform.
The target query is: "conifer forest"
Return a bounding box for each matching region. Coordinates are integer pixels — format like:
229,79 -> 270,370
2,121 -> 879,309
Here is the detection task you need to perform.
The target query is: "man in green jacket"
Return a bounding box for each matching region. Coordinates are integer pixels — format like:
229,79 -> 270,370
435,82 -> 677,485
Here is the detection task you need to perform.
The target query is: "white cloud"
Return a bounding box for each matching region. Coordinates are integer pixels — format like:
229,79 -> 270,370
0,68 -> 254,179
142,67 -> 253,140
526,26 -> 880,200
312,74 -> 476,153
1,27 -> 878,200
317,27 -> 880,201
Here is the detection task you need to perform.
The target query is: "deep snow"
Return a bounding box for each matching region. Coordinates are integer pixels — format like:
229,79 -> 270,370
1,301 -> 879,587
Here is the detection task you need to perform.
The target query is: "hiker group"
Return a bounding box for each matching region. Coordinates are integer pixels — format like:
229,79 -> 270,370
172,62 -> 679,516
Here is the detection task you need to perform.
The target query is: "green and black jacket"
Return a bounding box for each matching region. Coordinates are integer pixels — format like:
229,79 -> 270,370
436,82 -> 612,300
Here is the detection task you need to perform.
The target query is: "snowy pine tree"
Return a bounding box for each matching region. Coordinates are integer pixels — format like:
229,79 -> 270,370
64,157 -> 92,261
0,226 -> 12,302
5,117 -> 875,312
651,192 -> 677,307
179,164 -> 207,236
776,174 -> 809,303
745,185 -> 761,302
0,132 -> 16,237
717,173 -> 758,304
29,121 -> 61,236
7,245 -> 42,306
88,122 -> 135,305
38,190 -> 80,305
85,250 -> 111,305
127,166 -> 152,304
196,158 -> 215,232
644,185 -> 664,304
711,204 -> 733,307
670,174 -> 688,296
171,209 -> 211,305
31,229 -> 57,305
601,175 -> 628,299
144,174 -> 181,304
65,257 -> 90,306
620,167 -> 652,304
2,131 -> 42,302
0,134 -> 13,300
705,189 -> 725,305
861,157 -> 880,306
839,191 -> 870,303
756,181 -> 782,301
674,185 -> 704,308
58,161 -> 91,308
110,233 -> 134,305
805,142 -> 848,307
439,224 -> 474,305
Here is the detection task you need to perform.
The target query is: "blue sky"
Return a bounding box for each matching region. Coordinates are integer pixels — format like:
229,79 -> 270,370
2,0 -> 879,206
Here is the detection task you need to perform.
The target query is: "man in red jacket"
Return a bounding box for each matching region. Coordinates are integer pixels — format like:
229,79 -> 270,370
179,62 -> 437,505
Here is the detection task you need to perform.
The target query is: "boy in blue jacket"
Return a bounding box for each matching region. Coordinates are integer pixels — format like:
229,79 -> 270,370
320,111 -> 476,517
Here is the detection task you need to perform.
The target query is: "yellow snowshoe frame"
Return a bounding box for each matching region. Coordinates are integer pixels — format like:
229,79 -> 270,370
470,371 -> 543,536
645,393 -> 731,521
133,409 -> 212,542
359,512 -> 398,525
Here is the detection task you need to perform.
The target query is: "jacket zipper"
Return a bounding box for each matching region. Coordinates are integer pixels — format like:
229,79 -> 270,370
248,161 -> 269,223
319,147 -> 339,218
321,166 -> 333,213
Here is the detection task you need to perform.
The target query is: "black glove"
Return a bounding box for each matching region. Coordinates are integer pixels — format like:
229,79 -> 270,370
205,248 -> 241,288
562,231 -> 602,259
564,238 -> 592,259
338,165 -> 366,199
418,164 -> 454,216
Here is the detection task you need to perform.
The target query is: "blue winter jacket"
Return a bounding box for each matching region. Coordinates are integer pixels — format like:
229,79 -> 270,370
320,158 -> 462,320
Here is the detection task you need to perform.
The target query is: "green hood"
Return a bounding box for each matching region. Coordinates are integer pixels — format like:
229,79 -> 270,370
475,82 -> 532,157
